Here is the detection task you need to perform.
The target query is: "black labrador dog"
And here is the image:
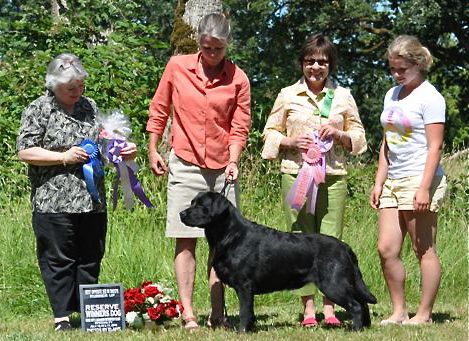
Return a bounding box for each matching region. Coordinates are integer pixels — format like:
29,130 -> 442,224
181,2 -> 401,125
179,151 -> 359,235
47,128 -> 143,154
180,191 -> 377,331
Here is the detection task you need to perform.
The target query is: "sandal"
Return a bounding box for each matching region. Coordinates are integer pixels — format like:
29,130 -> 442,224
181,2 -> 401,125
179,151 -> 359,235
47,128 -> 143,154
324,316 -> 341,327
182,316 -> 199,330
301,316 -> 318,327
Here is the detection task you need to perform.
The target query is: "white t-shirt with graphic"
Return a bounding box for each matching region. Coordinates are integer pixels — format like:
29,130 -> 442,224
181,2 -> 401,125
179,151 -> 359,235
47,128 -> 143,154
380,80 -> 445,179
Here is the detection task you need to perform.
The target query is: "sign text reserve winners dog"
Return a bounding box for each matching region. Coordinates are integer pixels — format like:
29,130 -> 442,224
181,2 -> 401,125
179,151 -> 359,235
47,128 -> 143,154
180,191 -> 377,332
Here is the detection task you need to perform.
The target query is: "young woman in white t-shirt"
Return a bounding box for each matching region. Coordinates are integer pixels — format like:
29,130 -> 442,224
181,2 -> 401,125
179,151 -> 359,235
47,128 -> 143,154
370,35 -> 447,326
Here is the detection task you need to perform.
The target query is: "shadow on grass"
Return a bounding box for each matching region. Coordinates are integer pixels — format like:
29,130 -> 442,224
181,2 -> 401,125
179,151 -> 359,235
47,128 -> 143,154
205,311 -> 357,332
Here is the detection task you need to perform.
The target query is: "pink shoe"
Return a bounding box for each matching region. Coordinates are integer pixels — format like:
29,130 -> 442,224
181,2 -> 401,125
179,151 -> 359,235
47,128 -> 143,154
324,316 -> 341,327
301,316 -> 318,327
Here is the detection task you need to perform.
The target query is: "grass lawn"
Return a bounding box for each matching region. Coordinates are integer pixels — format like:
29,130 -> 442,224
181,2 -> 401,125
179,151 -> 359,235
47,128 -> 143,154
1,153 -> 467,340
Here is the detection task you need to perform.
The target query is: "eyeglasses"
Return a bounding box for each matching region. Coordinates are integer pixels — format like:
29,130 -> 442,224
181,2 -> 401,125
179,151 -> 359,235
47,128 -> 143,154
303,58 -> 329,67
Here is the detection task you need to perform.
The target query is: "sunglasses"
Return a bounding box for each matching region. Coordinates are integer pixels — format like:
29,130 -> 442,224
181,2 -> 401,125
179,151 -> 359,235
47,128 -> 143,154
303,58 -> 329,67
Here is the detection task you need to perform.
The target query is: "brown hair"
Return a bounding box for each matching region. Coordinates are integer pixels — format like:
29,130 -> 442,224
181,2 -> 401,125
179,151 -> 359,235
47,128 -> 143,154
387,35 -> 433,75
298,33 -> 338,73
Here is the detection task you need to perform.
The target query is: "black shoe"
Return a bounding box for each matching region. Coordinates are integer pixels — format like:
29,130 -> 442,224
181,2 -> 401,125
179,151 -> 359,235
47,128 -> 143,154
54,320 -> 72,331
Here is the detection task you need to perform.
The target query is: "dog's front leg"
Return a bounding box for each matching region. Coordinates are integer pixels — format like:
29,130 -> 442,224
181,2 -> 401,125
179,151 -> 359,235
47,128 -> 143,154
235,288 -> 255,332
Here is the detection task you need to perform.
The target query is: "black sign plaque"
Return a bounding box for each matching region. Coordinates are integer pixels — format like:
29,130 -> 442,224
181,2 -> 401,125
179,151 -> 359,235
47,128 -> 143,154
79,283 -> 125,332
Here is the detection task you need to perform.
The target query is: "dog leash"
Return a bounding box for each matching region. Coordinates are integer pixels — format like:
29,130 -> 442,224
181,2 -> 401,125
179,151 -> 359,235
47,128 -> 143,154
220,179 -> 231,197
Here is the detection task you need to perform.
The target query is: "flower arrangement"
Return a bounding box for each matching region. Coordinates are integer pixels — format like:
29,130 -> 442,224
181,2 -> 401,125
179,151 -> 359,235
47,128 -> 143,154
124,281 -> 184,329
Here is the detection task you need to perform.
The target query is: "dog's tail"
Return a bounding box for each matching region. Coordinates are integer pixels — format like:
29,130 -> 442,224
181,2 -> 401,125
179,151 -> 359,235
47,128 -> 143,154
347,247 -> 377,304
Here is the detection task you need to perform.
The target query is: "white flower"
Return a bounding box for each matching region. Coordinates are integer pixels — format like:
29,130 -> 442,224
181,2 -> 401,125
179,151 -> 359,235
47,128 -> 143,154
160,295 -> 172,304
146,297 -> 155,305
155,293 -> 163,301
126,311 -> 144,329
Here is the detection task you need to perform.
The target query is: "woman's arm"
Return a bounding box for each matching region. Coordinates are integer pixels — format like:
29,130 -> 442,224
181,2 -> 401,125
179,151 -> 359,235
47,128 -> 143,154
322,90 -> 366,155
18,146 -> 88,166
369,139 -> 389,209
413,123 -> 444,211
147,132 -> 167,176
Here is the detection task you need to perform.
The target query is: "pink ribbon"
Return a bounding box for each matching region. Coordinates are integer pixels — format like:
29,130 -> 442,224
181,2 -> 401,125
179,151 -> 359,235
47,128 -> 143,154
286,132 -> 333,214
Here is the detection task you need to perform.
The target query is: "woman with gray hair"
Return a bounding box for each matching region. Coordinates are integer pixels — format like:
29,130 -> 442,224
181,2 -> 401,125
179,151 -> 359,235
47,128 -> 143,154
147,13 -> 251,330
17,53 -> 137,331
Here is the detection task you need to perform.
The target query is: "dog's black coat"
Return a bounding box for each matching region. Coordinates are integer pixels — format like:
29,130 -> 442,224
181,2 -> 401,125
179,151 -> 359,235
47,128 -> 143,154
180,192 -> 377,331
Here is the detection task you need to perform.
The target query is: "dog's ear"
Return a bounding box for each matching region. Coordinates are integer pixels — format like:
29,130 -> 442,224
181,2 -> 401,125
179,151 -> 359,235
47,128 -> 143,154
211,192 -> 230,218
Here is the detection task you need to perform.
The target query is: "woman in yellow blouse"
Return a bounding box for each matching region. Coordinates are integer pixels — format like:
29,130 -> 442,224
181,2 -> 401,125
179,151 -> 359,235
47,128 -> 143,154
261,33 -> 366,327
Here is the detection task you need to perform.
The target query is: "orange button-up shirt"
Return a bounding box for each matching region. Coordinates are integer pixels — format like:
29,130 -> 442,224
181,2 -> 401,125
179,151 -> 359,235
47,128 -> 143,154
146,53 -> 251,169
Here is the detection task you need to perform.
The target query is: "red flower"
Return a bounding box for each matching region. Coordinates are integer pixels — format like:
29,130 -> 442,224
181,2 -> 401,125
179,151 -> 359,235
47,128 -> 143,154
153,303 -> 165,314
124,287 -> 141,299
124,299 -> 136,313
147,307 -> 161,321
143,285 -> 159,297
134,292 -> 146,305
165,306 -> 178,318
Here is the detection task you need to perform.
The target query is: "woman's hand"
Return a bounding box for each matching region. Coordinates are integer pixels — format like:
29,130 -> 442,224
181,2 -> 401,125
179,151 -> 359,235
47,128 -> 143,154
282,135 -> 314,151
149,150 -> 167,176
120,142 -> 138,160
319,123 -> 341,140
369,184 -> 383,209
62,146 -> 88,165
224,162 -> 239,181
413,188 -> 431,211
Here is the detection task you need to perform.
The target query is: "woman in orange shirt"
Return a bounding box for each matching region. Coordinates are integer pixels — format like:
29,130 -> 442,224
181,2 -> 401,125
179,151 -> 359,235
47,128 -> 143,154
146,13 -> 251,330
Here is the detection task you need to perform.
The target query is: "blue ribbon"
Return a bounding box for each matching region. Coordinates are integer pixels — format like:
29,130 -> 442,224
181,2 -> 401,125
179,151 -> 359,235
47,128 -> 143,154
79,139 -> 104,202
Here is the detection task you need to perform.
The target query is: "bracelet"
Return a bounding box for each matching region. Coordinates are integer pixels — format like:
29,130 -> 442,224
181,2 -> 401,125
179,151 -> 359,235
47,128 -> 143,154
228,160 -> 238,166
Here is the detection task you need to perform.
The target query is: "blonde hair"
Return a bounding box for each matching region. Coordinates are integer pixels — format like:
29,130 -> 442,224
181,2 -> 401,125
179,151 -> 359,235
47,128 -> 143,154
387,35 -> 433,74
45,53 -> 88,91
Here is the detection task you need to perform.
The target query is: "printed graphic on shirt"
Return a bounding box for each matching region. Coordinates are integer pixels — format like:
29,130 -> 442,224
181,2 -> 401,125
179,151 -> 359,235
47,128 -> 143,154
383,105 -> 412,146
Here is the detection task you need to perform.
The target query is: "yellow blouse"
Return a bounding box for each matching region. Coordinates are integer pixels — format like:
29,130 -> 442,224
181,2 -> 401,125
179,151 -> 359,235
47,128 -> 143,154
261,78 -> 367,175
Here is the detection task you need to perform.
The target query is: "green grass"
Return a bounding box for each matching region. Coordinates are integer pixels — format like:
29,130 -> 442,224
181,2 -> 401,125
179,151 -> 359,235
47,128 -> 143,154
0,151 -> 467,340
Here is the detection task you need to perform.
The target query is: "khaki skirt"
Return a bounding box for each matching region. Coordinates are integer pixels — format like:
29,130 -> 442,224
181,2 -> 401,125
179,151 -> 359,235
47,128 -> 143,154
165,150 -> 238,238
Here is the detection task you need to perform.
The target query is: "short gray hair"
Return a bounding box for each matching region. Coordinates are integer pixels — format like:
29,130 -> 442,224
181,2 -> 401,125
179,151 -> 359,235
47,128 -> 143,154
45,53 -> 88,91
197,13 -> 231,45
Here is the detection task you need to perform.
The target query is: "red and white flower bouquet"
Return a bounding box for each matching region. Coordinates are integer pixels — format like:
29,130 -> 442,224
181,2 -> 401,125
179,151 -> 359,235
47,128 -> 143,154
124,281 -> 183,329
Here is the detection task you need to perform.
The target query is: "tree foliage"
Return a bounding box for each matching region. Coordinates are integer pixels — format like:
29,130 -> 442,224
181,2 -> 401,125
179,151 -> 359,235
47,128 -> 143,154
1,0 -> 467,194
0,0 -> 177,193
225,0 -> 468,153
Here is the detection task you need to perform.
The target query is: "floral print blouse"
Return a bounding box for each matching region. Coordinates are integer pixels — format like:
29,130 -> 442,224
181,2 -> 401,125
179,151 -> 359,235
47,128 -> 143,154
16,94 -> 106,213
261,78 -> 367,175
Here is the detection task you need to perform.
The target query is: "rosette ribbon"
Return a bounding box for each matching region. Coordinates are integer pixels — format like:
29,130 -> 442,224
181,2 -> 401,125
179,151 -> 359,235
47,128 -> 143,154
106,139 -> 153,209
286,132 -> 333,214
79,139 -> 104,202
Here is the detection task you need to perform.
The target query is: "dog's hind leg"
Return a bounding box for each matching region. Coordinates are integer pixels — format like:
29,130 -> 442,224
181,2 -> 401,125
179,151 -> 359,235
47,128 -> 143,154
235,288 -> 255,332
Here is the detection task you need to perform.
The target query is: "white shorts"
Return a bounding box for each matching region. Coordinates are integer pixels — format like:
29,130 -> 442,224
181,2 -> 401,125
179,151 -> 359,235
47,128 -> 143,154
165,150 -> 238,238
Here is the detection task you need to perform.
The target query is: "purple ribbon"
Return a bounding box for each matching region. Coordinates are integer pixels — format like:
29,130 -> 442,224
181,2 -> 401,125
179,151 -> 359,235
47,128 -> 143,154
286,131 -> 333,214
106,139 -> 153,209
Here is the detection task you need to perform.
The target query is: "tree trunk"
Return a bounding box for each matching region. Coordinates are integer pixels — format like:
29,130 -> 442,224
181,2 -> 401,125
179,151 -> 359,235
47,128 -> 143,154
160,0 -> 223,157
171,0 -> 223,55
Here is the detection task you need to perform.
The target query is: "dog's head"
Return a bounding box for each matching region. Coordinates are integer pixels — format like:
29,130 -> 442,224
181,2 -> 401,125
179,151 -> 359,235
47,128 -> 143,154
180,191 -> 230,228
